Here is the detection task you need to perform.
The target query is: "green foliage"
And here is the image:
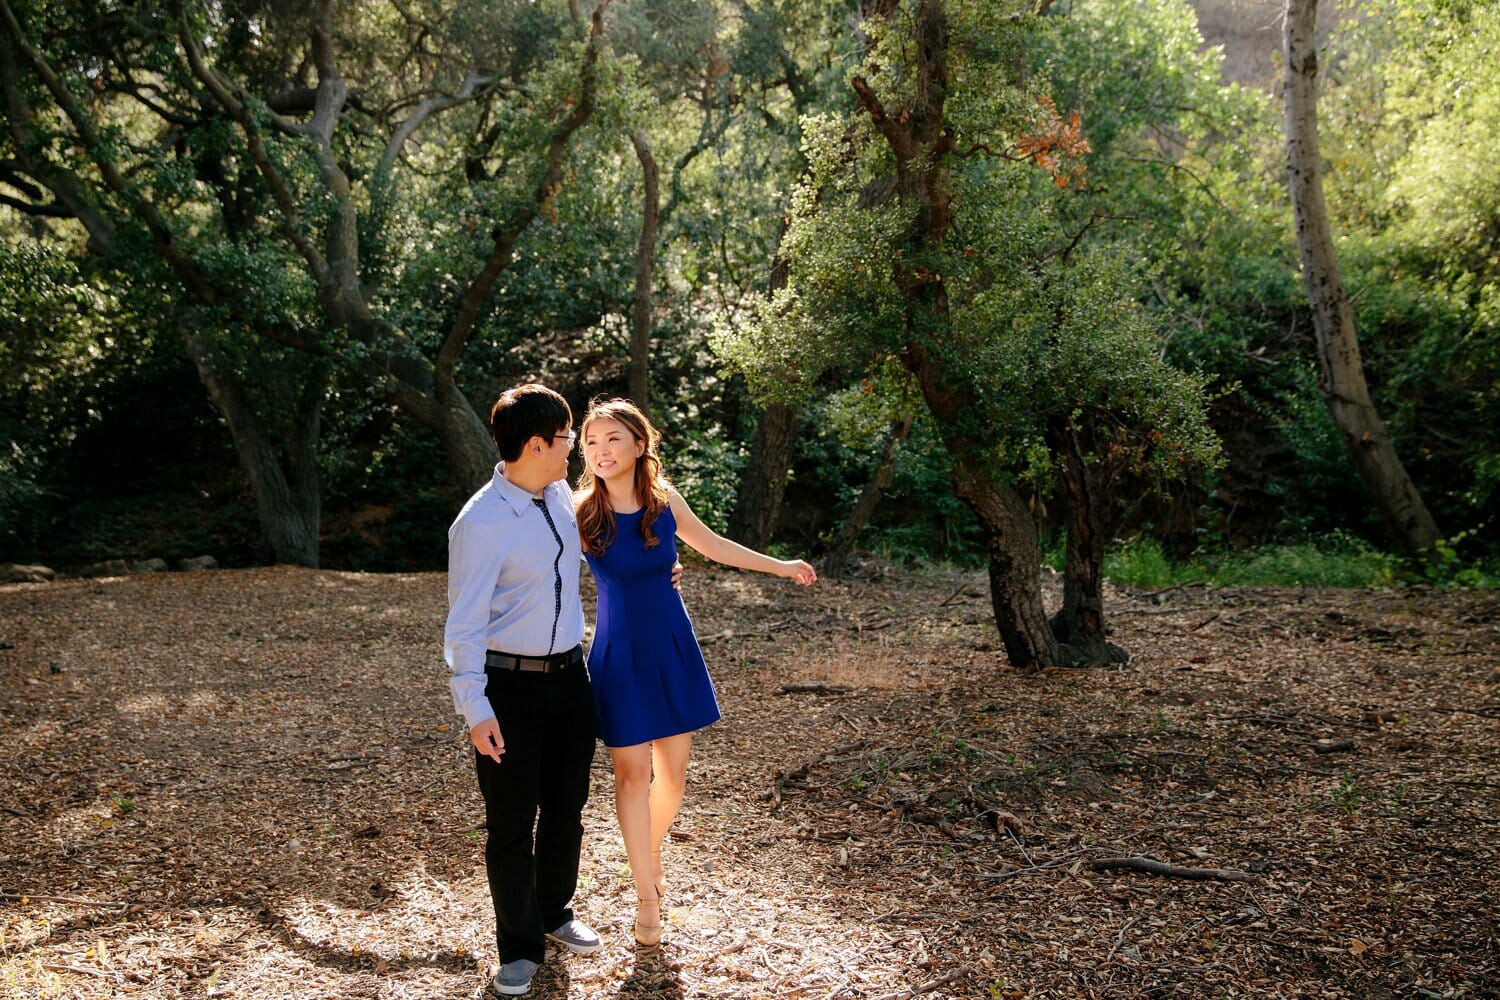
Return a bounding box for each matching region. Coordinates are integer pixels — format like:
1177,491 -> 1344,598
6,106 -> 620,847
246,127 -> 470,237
1103,533 -> 1410,589
658,412 -> 745,536
1263,364 -> 1371,537
795,402 -> 982,565
0,242 -> 106,554
1307,1 -> 1500,552
0,441 -> 52,556
1139,0 -> 1500,557
716,2 -> 1222,539
4,0 -> 1495,574
863,421 -> 984,566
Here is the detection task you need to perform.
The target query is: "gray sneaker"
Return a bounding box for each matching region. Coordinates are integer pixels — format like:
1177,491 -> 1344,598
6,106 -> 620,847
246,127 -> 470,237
487,959 -> 539,997
545,918 -> 603,956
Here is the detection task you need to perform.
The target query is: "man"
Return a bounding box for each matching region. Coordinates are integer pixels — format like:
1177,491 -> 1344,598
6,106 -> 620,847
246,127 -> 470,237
444,383 -> 601,997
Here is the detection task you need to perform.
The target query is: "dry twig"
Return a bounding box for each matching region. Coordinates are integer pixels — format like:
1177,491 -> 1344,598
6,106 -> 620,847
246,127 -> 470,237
1086,856 -> 1258,883
869,964 -> 974,1000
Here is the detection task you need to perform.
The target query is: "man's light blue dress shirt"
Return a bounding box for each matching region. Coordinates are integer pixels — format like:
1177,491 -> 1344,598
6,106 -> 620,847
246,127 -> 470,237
444,465 -> 585,730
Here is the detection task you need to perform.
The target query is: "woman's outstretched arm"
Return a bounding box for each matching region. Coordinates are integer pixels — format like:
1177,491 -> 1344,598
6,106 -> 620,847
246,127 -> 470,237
667,486 -> 816,585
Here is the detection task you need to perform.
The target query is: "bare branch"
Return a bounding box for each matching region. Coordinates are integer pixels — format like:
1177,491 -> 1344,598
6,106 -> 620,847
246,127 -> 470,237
381,73 -> 493,169
177,13 -> 332,292
267,86 -> 319,115
0,191 -> 71,216
175,15 -> 303,136
298,0 -> 366,324
111,79 -> 199,126
660,105 -> 734,229
306,1 -> 347,149
388,0 -> 436,35
1086,856 -> 1258,883
0,161 -> 45,200
953,141 -> 1024,162
1038,210 -> 1110,266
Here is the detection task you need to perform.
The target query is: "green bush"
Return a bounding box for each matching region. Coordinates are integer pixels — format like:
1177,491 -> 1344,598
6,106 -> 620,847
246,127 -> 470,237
1104,536 -> 1198,589
1213,542 -> 1400,588
1104,534 -> 1409,589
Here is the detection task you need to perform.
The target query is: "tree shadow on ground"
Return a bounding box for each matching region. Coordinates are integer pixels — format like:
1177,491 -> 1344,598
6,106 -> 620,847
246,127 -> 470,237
616,944 -> 684,997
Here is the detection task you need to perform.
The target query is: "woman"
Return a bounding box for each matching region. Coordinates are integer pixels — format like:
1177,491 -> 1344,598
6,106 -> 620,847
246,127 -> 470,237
574,398 -> 816,947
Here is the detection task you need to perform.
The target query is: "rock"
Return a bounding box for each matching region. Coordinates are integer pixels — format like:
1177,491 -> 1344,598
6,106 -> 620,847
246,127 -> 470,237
1,563 -> 55,584
132,558 -> 168,573
81,559 -> 131,578
178,555 -> 219,571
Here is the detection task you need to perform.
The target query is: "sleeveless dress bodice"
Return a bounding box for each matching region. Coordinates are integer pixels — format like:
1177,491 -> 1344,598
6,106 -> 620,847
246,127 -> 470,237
584,505 -> 720,747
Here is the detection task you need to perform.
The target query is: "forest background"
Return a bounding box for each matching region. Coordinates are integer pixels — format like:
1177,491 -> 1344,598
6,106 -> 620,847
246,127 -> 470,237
2,0 -> 1497,591
3,2 -> 1499,997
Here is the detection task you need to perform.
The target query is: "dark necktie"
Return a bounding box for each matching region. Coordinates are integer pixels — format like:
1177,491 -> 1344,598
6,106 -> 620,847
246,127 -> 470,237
533,497 -> 564,656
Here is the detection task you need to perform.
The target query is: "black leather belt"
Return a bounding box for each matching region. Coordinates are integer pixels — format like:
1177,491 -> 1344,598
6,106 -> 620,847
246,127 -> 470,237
485,645 -> 583,673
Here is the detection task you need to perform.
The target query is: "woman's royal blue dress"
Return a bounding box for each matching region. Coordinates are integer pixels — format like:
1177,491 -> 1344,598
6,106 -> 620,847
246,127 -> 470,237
585,505 -> 721,748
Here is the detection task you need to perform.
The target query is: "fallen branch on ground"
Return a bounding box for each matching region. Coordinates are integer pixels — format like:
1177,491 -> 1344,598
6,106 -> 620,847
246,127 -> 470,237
42,964 -> 118,980
0,892 -> 129,909
778,683 -> 853,695
1087,856 -> 1257,883
870,964 -> 974,1000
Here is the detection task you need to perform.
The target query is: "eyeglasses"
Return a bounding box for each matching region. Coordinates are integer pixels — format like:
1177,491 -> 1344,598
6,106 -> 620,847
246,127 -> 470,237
554,430 -> 577,448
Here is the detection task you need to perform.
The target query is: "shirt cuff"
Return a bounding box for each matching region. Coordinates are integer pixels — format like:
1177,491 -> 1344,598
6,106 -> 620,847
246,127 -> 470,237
457,696 -> 495,731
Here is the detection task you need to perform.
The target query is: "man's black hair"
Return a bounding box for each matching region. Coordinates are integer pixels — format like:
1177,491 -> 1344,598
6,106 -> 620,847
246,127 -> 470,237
489,383 -> 572,462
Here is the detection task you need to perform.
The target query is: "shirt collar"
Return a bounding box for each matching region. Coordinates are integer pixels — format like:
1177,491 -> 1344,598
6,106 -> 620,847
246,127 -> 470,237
491,463 -> 561,518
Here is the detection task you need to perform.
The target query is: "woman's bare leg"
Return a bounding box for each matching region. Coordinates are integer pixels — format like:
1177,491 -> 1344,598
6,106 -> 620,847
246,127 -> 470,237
646,732 -> 693,891
610,743 -> 660,942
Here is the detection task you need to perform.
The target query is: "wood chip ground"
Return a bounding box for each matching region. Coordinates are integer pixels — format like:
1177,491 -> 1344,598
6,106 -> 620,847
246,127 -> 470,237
1,565 -> 1495,998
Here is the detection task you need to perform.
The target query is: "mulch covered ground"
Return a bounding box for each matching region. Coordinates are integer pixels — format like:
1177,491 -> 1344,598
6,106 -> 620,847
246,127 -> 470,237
0,564 -> 1495,999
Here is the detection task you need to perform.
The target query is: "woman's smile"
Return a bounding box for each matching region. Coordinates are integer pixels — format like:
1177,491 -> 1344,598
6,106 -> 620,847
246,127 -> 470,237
584,417 -> 643,480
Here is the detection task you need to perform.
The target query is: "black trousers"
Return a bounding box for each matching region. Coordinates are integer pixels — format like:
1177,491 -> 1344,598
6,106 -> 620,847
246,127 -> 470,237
474,656 -> 597,965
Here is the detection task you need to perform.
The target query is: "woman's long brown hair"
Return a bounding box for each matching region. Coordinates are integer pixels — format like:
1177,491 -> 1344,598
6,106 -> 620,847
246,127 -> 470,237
575,398 -> 672,556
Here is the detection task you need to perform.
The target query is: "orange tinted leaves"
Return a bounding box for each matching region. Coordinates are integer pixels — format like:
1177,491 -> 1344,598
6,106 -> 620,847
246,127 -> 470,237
1014,96 -> 1092,189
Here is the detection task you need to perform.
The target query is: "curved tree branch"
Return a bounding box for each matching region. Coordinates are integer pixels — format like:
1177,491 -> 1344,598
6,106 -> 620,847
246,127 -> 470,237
0,60 -> 114,250
850,75 -> 920,161
1,0 -> 222,293
177,13 -> 333,294
436,0 -> 612,375
381,72 -> 493,170
0,191 -> 71,216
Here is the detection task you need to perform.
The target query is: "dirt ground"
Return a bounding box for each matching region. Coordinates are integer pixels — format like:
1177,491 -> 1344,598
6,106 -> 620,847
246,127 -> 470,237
0,564 -> 1496,999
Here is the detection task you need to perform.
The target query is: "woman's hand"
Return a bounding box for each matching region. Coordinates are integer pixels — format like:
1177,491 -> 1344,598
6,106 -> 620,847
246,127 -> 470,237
782,560 -> 817,586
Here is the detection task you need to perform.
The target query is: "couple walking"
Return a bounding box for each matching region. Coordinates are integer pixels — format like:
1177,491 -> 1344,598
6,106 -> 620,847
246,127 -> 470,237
443,384 -> 816,996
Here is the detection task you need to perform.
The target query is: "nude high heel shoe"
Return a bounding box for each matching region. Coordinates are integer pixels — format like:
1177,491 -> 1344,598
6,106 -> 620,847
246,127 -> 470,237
634,885 -> 663,948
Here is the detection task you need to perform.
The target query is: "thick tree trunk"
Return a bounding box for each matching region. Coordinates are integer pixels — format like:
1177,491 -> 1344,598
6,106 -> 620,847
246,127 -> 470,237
628,129 -> 659,415
821,416 -> 911,577
900,343 -> 1069,668
1284,0 -> 1442,556
182,332 -> 321,567
951,466 -> 1070,669
382,359 -> 495,492
727,402 -> 799,548
1048,423 -> 1128,663
435,387 -> 499,493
